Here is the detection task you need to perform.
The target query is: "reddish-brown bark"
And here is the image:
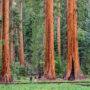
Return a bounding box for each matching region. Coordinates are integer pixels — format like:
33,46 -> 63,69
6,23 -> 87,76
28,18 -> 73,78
0,0 -> 11,82
19,2 -> 25,67
57,3 -> 61,54
43,0 -> 56,79
63,0 -> 85,80
57,17 -> 61,54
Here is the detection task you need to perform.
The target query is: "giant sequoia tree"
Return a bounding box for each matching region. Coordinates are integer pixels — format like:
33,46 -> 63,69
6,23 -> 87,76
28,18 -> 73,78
63,0 -> 86,80
43,0 -> 56,79
0,0 -> 11,82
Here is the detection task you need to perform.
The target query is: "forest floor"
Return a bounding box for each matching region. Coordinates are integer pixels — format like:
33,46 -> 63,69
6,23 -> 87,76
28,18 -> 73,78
0,77 -> 90,90
0,83 -> 90,90
14,77 -> 90,82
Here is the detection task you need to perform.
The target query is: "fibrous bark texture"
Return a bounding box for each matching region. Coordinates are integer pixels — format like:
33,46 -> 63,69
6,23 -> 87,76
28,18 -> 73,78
63,0 -> 86,80
19,2 -> 25,67
43,0 -> 56,79
0,0 -> 12,82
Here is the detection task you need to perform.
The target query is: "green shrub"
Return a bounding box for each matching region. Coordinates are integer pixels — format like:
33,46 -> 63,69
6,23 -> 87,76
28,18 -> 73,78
10,62 -> 26,80
55,55 -> 67,78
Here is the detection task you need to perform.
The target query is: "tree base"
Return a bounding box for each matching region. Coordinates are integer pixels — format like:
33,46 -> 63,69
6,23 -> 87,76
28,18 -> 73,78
63,71 -> 88,80
0,75 -> 12,83
40,74 -> 56,80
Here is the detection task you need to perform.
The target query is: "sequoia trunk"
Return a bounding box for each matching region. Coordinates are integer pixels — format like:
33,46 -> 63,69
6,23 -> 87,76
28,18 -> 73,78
0,0 -> 11,82
19,2 -> 25,67
43,0 -> 56,79
63,0 -> 85,80
57,3 -> 61,54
